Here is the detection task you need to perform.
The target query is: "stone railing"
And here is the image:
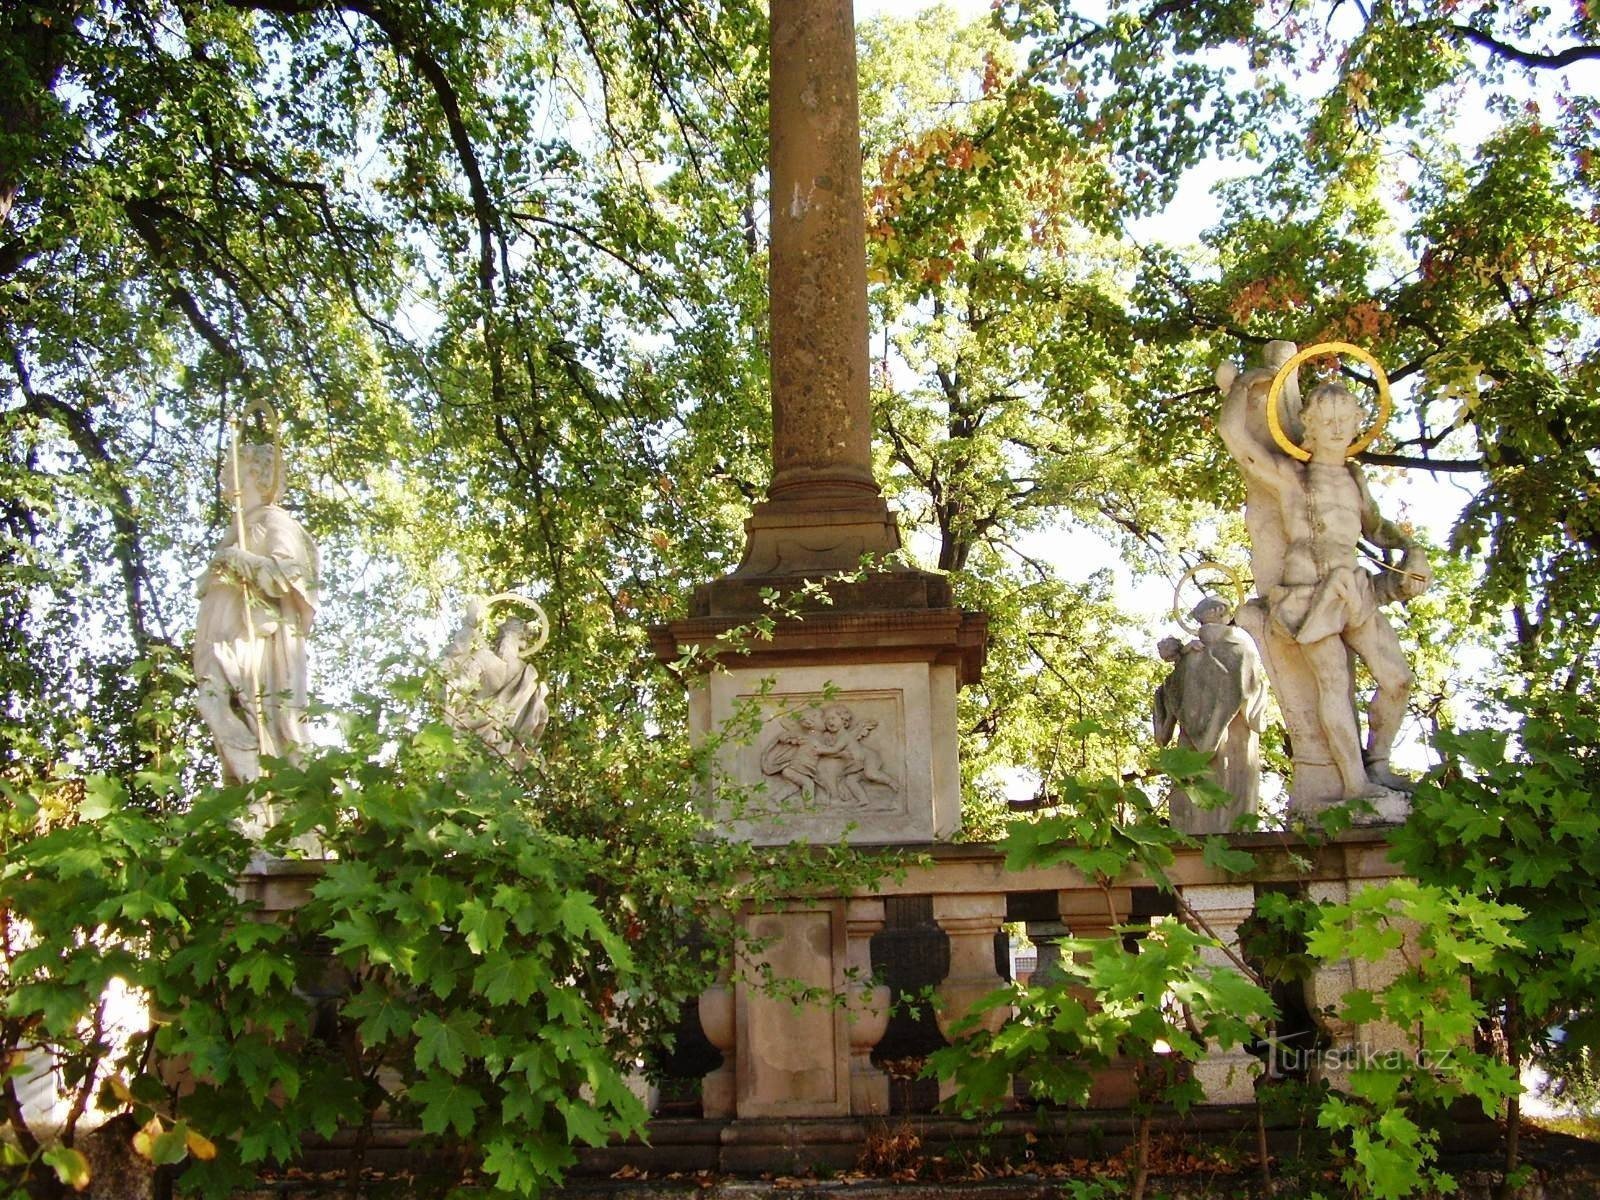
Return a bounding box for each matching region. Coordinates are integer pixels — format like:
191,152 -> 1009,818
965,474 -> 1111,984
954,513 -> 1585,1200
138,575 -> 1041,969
690,827 -> 1410,1120
235,827 -> 1411,1122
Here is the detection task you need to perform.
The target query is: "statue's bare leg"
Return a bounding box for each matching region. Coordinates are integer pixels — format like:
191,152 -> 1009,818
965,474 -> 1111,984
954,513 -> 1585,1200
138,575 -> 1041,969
1296,635 -> 1371,798
781,767 -> 815,801
1343,613 -> 1414,790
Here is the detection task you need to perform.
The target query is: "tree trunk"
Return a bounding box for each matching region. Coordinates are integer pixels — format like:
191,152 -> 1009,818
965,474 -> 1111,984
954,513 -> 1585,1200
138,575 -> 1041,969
1499,999 -> 1522,1200
1129,1112 -> 1151,1200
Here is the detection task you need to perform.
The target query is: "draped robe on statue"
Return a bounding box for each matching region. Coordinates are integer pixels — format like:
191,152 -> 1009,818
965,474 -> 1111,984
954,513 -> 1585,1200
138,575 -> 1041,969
1154,622 -> 1268,834
194,504 -> 319,783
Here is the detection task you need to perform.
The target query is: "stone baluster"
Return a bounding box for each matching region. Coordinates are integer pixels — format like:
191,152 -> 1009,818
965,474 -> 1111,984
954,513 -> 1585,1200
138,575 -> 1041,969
1182,883 -> 1261,1104
697,977 -> 737,1119
931,893 -> 1009,1104
1303,879 -> 1421,1092
1024,919 -> 1070,987
845,898 -> 892,1115
1303,879 -> 1357,1090
1059,887 -> 1136,1107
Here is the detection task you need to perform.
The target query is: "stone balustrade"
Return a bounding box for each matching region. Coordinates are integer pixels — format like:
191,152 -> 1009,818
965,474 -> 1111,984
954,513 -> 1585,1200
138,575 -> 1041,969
235,826 -> 1410,1119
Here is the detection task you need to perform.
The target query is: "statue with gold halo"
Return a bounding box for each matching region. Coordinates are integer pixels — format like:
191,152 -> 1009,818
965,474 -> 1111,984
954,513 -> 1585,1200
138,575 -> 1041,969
441,594 -> 551,767
194,404 -> 319,788
1216,342 -> 1430,818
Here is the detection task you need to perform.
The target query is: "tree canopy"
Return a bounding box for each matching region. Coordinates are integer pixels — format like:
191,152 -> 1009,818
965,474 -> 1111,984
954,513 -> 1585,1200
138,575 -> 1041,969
2,0 -> 1599,1190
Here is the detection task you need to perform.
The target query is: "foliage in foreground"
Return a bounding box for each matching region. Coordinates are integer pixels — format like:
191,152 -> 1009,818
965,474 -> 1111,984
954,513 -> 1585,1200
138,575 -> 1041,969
1391,683 -> 1600,1180
0,684 -> 874,1197
930,922 -> 1274,1200
1303,881 -> 1524,1199
927,755 -> 1540,1200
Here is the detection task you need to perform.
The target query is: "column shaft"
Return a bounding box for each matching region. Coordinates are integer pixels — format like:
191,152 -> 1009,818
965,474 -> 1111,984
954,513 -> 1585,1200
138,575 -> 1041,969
768,0 -> 878,501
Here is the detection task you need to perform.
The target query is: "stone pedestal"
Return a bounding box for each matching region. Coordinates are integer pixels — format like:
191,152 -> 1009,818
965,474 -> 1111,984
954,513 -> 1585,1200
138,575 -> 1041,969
657,611 -> 984,844
736,904 -> 852,1118
932,893 -> 1009,1105
1181,883 -> 1262,1104
1303,879 -> 1420,1092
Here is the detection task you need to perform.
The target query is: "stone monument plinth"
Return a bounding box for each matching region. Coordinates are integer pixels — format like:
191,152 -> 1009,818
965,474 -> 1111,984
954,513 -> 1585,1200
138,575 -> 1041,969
649,0 -> 985,849
652,607 -> 983,845
647,0 -> 987,1122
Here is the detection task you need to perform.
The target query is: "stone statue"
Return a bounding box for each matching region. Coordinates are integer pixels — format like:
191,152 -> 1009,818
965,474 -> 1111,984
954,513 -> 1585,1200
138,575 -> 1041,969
1154,595 -> 1270,833
441,597 -> 550,767
759,703 -> 899,812
194,439 -> 319,786
1217,342 -> 1431,819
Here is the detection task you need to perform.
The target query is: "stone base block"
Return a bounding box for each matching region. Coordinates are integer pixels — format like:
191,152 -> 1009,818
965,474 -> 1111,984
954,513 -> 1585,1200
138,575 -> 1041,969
694,659 -> 961,845
737,905 -> 851,1118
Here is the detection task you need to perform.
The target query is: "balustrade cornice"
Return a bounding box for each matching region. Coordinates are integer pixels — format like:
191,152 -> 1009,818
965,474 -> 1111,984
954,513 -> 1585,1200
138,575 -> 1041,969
237,826 -> 1404,917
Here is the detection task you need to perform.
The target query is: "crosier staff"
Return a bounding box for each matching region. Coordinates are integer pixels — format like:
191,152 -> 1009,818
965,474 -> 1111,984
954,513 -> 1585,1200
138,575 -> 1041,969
225,399 -> 281,759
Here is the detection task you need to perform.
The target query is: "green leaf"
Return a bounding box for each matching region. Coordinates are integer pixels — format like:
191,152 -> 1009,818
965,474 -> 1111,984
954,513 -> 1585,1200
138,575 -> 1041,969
41,1146 -> 91,1190
473,950 -> 544,1007
344,983 -> 413,1044
413,1010 -> 479,1075
459,900 -> 508,955
78,776 -> 123,821
408,1072 -> 484,1137
150,1125 -> 191,1166
556,1095 -> 616,1146
1201,835 -> 1255,875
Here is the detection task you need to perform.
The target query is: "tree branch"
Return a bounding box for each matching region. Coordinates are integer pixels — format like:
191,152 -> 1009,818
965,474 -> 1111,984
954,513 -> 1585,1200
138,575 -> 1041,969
8,350 -> 159,652
1356,451 -> 1483,473
224,0 -> 508,403
1446,22 -> 1600,69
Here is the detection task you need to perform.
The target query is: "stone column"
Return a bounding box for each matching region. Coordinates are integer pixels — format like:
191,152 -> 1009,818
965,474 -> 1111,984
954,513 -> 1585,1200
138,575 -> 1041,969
931,893 -> 1009,1105
725,0 -> 901,583
1182,883 -> 1261,1104
768,0 -> 876,502
845,898 -> 892,1115
1059,887 -> 1136,1107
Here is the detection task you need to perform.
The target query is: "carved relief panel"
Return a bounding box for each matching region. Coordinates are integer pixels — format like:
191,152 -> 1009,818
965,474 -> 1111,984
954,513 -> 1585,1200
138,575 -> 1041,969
744,691 -> 907,819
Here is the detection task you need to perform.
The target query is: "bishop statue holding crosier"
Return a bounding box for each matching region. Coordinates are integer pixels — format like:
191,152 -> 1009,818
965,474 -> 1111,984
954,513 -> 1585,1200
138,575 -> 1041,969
193,402 -> 320,834
1210,340 -> 1431,823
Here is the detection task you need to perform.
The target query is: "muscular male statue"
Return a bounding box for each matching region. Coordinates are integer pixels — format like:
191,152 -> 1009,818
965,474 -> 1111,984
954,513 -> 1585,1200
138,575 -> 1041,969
1217,346 -> 1431,811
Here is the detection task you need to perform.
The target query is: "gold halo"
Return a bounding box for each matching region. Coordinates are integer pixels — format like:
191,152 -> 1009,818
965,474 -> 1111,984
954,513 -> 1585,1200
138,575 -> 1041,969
1265,341 -> 1391,463
231,398 -> 285,498
1173,561 -> 1247,634
481,592 -> 551,654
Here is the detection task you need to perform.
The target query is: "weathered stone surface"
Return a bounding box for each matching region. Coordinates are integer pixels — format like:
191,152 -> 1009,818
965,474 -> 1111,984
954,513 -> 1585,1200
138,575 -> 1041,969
1154,595 -> 1268,833
193,439 -> 318,799
767,0 -> 875,503
697,660 -> 961,845
736,905 -> 851,1118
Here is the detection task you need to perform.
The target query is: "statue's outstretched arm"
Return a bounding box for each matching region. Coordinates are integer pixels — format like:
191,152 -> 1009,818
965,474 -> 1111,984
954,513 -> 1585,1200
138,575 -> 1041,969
1217,369 -> 1294,496
1352,465 -> 1431,601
